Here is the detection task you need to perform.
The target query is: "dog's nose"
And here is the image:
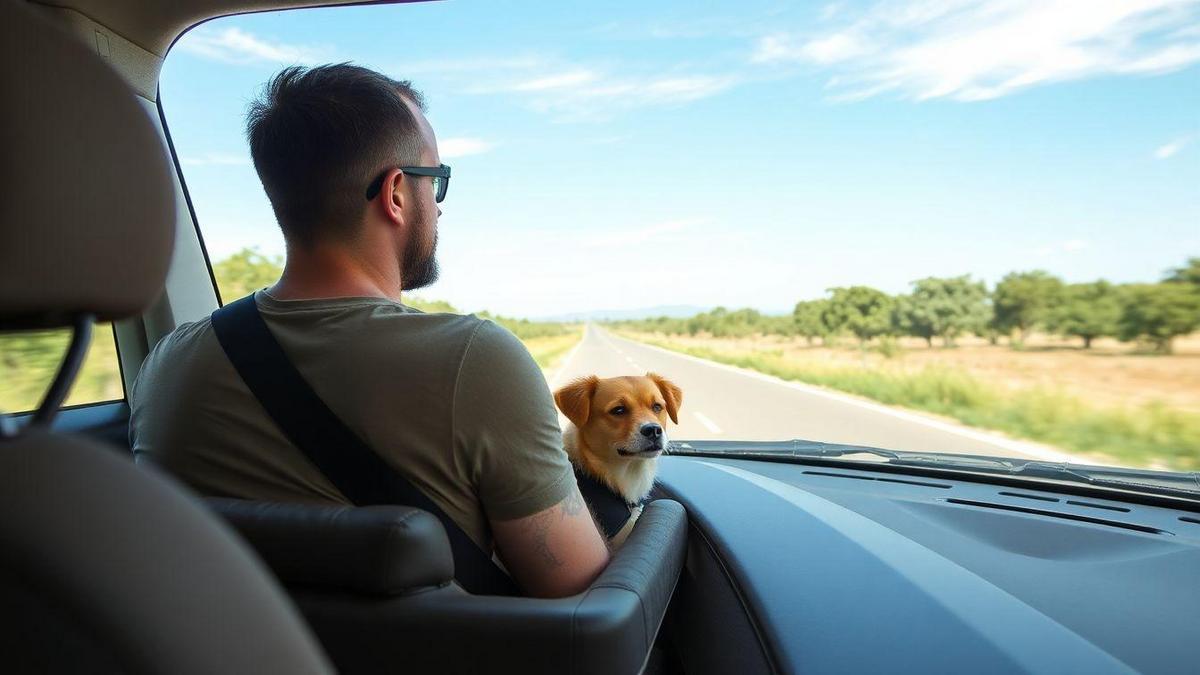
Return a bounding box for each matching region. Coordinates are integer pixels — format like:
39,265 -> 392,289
640,423 -> 663,439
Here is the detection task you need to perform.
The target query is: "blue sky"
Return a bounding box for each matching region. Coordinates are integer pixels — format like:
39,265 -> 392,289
160,0 -> 1200,318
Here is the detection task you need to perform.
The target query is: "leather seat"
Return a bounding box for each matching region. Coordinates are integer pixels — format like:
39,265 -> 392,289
209,497 -> 689,675
0,1 -> 332,672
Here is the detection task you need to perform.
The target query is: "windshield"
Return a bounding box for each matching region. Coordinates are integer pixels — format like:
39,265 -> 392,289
148,1 -> 1199,485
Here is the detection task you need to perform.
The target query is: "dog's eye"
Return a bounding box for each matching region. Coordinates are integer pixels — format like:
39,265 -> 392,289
609,406 -> 626,416
652,403 -> 664,413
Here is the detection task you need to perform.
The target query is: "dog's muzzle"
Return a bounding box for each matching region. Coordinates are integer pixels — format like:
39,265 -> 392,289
618,423 -> 668,456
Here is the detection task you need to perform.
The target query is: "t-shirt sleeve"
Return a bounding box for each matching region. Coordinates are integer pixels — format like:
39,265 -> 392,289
452,319 -> 575,521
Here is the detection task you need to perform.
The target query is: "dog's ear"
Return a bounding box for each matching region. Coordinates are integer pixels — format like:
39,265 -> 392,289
647,373 -> 683,424
554,376 -> 599,429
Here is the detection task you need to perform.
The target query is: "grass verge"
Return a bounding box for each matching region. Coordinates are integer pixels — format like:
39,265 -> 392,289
1,325 -> 123,413
522,328 -> 584,372
621,333 -> 1200,471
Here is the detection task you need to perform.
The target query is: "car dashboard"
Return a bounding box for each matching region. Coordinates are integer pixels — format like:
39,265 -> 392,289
655,455 -> 1200,675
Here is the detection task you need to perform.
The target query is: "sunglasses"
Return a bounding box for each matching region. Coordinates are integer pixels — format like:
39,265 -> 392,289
365,163 -> 451,203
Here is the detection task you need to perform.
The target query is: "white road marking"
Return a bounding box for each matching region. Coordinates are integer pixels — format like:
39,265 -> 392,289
606,330 -> 1081,464
625,356 -> 636,364
692,411 -> 722,434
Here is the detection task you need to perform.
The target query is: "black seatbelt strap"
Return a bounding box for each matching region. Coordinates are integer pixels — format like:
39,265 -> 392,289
211,294 -> 518,596
573,467 -> 638,539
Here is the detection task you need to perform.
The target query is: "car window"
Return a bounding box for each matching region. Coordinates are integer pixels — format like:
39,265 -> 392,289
159,2 -> 1199,477
0,325 -> 122,413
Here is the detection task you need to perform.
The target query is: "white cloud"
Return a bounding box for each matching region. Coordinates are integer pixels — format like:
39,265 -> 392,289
178,27 -> 328,65
522,72 -> 738,119
395,56 -> 547,76
753,0 -> 1200,102
462,57 -> 738,119
395,44 -> 741,120
512,70 -> 598,91
1154,133 -> 1197,158
439,137 -> 495,159
180,152 -> 251,167
572,75 -> 734,103
753,32 -> 867,64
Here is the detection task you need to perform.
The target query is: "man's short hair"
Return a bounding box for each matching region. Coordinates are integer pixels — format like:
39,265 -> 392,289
246,63 -> 426,247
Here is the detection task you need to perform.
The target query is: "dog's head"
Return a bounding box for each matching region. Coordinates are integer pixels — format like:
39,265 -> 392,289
554,373 -> 683,462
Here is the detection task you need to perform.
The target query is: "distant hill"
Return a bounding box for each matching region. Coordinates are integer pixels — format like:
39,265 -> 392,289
536,305 -> 711,323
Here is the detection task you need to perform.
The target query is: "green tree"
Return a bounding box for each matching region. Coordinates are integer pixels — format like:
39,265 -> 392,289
721,308 -> 765,337
822,286 -> 894,345
793,299 -> 830,345
670,306 -> 780,338
1050,281 -> 1121,349
761,313 -> 796,337
975,301 -> 1000,345
212,248 -> 283,300
408,297 -> 458,313
991,270 -> 1064,342
892,294 -> 935,347
897,276 -> 989,347
1117,283 -> 1200,354
1166,257 -> 1200,287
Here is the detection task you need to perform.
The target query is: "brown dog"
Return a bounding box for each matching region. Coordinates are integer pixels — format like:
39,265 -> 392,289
554,373 -> 683,545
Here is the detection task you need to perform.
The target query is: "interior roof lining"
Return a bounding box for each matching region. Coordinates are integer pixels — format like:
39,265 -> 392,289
32,0 -> 435,57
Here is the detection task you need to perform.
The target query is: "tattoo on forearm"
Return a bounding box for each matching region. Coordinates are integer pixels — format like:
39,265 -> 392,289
567,486 -> 609,550
530,509 -> 562,567
525,490 -> 587,569
564,487 -> 586,516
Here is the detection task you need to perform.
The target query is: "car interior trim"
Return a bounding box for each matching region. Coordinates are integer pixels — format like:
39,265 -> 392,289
657,457 -> 1152,674
668,496 -> 781,674
942,498 -> 1170,535
155,91 -> 227,310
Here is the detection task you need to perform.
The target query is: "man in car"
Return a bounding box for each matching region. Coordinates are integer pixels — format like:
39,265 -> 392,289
130,64 -> 610,598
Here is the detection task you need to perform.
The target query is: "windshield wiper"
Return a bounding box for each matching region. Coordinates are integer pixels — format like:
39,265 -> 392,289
1000,460 -> 1200,496
670,439 -> 989,465
668,440 -> 1200,500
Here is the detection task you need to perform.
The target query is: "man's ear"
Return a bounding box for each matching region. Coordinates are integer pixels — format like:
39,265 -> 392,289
378,168 -> 405,225
647,373 -> 683,424
554,376 -> 598,429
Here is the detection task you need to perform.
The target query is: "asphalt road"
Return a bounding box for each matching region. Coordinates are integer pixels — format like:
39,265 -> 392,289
551,325 -> 1073,462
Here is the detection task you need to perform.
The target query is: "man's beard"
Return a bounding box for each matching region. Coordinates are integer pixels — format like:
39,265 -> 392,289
401,218 -> 439,291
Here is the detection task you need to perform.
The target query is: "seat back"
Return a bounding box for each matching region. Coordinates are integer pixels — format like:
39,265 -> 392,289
0,432 -> 334,674
0,1 -> 332,671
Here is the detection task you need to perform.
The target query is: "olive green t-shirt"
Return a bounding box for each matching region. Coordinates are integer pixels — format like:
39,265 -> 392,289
129,290 -> 574,551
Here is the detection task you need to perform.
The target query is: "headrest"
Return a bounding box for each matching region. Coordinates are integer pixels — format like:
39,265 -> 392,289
207,499 -> 456,596
0,0 -> 175,329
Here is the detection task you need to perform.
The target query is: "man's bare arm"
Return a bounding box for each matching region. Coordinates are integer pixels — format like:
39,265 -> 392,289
490,484 -> 610,598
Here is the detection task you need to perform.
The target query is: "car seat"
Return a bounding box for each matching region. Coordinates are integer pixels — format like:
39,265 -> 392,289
207,496 -> 687,675
0,1 -> 333,672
